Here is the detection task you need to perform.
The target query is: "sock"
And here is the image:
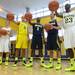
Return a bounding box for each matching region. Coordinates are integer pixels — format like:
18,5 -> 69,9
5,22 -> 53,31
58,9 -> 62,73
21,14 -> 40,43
30,57 -> 33,63
40,57 -> 44,63
49,58 -> 53,63
57,58 -> 61,64
70,58 -> 74,66
0,57 -> 2,61
6,57 -> 9,62
22,57 -> 26,64
15,57 -> 18,64
0,57 -> 2,63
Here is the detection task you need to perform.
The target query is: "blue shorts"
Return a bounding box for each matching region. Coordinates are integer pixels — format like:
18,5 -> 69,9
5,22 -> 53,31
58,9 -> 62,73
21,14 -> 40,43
31,36 -> 43,49
46,34 -> 60,50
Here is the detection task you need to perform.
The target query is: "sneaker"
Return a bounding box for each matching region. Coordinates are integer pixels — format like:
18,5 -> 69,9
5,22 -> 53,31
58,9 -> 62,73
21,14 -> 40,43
65,65 -> 75,71
22,60 -> 26,66
5,61 -> 8,66
0,60 -> 2,65
40,62 -> 46,67
26,62 -> 33,67
48,62 -> 53,68
13,60 -> 18,67
55,63 -> 62,70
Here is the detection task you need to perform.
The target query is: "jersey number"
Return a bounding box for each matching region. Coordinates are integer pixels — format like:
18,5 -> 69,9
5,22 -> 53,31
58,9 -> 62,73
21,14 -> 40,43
37,27 -> 39,30
64,16 -> 73,24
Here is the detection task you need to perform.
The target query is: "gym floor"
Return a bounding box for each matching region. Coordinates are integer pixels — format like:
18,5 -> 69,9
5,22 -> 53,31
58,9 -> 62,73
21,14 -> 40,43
0,60 -> 75,75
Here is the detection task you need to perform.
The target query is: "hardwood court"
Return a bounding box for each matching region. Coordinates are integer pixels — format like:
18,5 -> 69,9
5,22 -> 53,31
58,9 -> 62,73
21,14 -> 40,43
0,60 -> 75,75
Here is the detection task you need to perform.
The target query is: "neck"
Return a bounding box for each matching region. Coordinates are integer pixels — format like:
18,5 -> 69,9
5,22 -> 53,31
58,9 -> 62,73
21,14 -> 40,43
66,10 -> 70,13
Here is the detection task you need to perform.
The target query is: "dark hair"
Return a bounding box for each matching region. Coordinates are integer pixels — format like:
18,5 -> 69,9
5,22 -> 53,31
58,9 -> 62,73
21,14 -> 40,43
36,17 -> 40,22
37,17 -> 40,20
65,4 -> 71,9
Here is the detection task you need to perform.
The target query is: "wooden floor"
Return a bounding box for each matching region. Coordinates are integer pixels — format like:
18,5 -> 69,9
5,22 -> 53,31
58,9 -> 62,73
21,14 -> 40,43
0,60 -> 75,75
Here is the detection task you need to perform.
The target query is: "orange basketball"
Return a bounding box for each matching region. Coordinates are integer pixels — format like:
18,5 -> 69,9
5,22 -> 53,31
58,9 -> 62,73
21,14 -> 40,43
0,30 -> 2,36
24,12 -> 32,21
48,0 -> 59,11
7,12 -> 14,21
0,29 -> 8,35
44,23 -> 52,31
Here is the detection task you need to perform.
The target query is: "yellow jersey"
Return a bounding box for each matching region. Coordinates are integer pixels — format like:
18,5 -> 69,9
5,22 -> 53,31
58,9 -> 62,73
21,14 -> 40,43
18,21 -> 28,35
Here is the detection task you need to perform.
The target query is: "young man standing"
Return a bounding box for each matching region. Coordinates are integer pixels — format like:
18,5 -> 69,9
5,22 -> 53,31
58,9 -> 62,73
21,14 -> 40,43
0,20 -> 11,66
45,13 -> 61,70
56,4 -> 75,71
13,16 -> 29,66
26,18 -> 45,67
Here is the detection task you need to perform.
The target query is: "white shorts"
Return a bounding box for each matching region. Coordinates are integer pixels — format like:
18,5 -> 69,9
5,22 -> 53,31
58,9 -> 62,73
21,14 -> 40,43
64,26 -> 75,49
0,36 -> 10,52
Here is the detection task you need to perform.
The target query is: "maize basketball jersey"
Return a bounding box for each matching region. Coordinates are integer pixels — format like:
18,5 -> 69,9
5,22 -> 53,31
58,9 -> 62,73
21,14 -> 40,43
18,22 -> 28,35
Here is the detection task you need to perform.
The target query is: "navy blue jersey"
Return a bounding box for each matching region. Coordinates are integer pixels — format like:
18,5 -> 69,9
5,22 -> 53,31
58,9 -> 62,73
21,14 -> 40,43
48,19 -> 58,35
32,23 -> 43,37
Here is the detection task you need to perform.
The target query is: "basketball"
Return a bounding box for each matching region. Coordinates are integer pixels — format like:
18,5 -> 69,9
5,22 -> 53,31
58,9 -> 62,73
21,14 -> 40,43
7,12 -> 14,21
48,0 -> 59,11
44,23 -> 53,31
24,12 -> 32,21
0,29 -> 8,35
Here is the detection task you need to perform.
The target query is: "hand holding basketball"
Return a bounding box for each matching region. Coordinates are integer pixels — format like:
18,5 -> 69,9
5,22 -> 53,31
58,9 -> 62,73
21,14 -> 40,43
0,29 -> 8,36
44,23 -> 53,31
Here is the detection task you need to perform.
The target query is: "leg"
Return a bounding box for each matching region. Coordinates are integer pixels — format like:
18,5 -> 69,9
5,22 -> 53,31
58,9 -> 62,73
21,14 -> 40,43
47,50 -> 54,68
49,50 -> 53,63
21,48 -> 26,65
0,52 -> 3,65
55,50 -> 62,70
27,37 -> 36,66
5,52 -> 9,66
65,48 -> 75,71
66,48 -> 74,65
26,49 -> 34,67
39,49 -> 44,63
13,48 -> 19,66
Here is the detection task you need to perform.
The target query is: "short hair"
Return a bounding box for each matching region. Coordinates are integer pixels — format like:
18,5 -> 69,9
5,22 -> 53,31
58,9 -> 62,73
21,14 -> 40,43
65,4 -> 71,9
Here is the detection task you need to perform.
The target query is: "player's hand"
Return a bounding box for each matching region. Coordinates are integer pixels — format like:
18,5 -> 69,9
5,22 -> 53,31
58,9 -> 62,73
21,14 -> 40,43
50,25 -> 54,30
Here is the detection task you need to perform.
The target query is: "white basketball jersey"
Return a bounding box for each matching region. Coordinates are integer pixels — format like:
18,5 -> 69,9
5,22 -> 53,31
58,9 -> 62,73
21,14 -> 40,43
63,11 -> 75,29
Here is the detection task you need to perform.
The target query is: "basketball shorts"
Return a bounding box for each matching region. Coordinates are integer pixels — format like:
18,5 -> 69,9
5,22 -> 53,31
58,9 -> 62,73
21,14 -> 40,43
0,36 -> 10,52
16,34 -> 28,49
46,34 -> 60,50
64,26 -> 75,49
31,36 -> 43,49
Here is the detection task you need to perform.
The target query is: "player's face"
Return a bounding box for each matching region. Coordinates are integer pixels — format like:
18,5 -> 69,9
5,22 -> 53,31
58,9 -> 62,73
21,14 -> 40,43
65,4 -> 71,12
37,18 -> 40,23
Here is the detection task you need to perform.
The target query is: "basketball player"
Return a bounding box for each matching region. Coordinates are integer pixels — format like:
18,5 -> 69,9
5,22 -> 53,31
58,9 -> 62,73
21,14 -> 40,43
56,4 -> 75,71
0,20 -> 11,66
26,18 -> 45,67
45,13 -> 61,70
13,16 -> 29,66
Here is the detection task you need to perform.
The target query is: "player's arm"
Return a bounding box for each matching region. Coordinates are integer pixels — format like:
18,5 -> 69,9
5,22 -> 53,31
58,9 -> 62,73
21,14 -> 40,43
52,20 -> 61,30
42,25 -> 45,43
28,21 -> 35,26
55,11 -> 63,18
53,25 -> 61,30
